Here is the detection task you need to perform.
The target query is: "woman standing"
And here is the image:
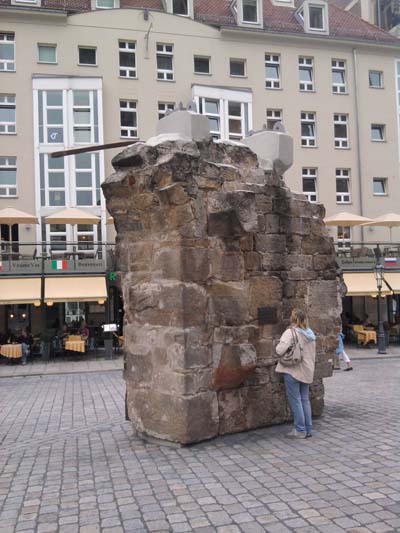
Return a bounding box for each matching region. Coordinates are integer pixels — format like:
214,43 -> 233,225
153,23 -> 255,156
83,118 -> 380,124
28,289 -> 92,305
275,309 -> 316,439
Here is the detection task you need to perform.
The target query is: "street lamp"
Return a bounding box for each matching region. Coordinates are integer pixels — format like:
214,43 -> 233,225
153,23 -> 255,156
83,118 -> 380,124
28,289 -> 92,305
374,263 -> 387,354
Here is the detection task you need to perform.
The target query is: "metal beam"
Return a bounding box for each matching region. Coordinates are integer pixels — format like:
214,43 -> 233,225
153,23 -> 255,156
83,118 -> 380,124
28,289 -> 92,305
50,140 -> 141,158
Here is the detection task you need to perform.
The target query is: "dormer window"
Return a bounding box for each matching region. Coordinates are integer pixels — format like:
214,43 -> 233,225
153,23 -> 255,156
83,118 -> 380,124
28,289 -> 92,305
309,5 -> 325,30
173,0 -> 188,16
243,0 -> 258,23
296,1 -> 329,35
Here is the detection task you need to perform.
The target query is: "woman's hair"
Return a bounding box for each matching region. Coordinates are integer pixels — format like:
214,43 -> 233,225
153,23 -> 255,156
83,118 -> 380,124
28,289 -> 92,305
291,308 -> 308,329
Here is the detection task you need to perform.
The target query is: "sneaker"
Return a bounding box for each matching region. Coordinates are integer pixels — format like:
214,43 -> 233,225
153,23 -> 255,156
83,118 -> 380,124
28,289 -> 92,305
344,367 -> 353,371
286,430 -> 306,439
21,362 -> 26,366
306,432 -> 312,438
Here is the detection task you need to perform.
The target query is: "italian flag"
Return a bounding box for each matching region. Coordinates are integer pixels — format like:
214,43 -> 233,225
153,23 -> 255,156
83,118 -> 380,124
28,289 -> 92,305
52,260 -> 68,270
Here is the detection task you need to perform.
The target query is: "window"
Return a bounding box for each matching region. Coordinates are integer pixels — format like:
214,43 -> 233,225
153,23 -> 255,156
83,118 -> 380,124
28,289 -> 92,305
39,90 -> 64,144
334,114 -> 349,148
332,60 -> 346,93
38,44 -> 57,64
242,0 -> 258,23
158,102 -> 175,120
371,124 -> 385,142
194,56 -> 210,75
40,154 -> 66,207
230,58 -> 246,77
75,153 -> 94,206
336,169 -> 351,203
198,98 -> 221,139
309,5 -> 324,30
172,0 -> 188,15
337,226 -> 351,249
119,41 -> 136,78
47,224 -> 67,254
0,156 -> 17,197
227,101 -> 244,140
369,70 -> 383,88
96,0 -> 115,8
373,178 -> 387,196
302,168 -> 317,202
77,224 -> 95,253
298,56 -> 314,91
265,54 -> 280,89
157,44 -> 174,81
301,112 -> 316,147
266,109 -> 282,130
0,94 -> 16,134
0,32 -> 15,72
73,90 -> 98,144
120,100 -> 137,138
78,47 -> 96,66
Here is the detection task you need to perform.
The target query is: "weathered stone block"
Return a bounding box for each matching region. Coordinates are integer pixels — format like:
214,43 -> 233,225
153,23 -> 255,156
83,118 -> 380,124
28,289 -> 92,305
103,131 -> 341,445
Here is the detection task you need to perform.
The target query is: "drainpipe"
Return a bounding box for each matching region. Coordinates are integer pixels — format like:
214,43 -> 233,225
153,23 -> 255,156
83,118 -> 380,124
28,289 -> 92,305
352,47 -> 365,242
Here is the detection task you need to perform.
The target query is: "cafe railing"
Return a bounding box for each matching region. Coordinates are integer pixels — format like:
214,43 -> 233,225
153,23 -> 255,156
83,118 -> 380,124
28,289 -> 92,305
0,241 -> 116,276
334,242 -> 400,271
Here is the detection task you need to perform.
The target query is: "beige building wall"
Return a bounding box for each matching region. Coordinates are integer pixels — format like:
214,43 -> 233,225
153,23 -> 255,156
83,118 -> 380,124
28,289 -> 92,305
1,8 -> 400,243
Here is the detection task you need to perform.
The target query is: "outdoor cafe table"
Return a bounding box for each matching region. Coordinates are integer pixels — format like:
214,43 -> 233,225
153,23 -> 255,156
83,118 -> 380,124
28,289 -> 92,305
357,330 -> 377,346
64,337 -> 86,353
0,344 -> 22,359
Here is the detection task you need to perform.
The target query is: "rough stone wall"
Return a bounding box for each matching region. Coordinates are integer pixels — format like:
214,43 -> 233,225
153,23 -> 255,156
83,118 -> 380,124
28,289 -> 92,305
102,137 -> 342,444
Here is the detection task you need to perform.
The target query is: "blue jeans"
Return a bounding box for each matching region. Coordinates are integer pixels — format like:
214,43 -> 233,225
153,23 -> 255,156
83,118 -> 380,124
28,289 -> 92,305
21,343 -> 28,364
284,373 -> 312,434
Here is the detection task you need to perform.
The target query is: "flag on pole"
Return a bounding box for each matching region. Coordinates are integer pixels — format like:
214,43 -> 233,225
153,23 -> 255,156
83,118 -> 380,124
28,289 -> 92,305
52,259 -> 68,270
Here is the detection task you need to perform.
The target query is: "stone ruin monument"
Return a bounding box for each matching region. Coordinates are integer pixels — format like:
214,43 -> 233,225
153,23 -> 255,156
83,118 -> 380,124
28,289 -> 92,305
102,109 -> 342,445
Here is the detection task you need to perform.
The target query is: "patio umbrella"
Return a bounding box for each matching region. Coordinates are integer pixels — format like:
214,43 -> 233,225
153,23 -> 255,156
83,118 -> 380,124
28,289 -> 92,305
106,216 -> 114,225
362,213 -> 400,242
0,207 -> 39,249
45,208 -> 100,249
324,211 -> 373,226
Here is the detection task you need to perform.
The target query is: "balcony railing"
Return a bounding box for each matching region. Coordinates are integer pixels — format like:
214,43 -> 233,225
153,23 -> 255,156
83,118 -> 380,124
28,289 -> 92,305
335,242 -> 400,271
0,241 -> 116,276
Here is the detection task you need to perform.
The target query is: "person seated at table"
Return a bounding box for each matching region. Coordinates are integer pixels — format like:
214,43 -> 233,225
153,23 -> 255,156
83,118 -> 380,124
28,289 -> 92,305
19,328 -> 33,366
78,320 -> 90,341
58,323 -> 69,341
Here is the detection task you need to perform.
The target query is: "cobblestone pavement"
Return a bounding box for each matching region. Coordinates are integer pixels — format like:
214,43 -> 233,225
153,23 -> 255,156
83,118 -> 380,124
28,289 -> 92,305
0,360 -> 399,533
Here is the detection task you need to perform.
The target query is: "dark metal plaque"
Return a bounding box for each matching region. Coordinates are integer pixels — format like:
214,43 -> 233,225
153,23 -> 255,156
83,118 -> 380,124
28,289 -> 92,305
258,306 -> 277,325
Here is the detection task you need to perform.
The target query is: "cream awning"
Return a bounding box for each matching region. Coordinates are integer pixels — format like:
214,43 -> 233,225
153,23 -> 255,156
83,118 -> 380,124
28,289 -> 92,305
343,272 -> 391,297
382,273 -> 400,294
0,278 -> 41,305
44,277 -> 107,303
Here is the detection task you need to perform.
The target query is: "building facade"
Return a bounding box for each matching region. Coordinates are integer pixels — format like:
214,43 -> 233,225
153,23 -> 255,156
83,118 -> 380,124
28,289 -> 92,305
1,0 -> 400,334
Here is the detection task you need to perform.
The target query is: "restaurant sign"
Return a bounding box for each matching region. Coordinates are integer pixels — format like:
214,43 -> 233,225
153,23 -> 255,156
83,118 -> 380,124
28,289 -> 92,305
0,260 -> 42,274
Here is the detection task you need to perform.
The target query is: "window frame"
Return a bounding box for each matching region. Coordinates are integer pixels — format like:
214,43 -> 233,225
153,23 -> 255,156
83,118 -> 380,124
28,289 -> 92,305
156,43 -> 174,81
229,58 -> 246,78
336,168 -> 351,204
334,113 -> 349,149
172,0 -> 189,16
0,156 -> 17,197
373,177 -> 388,196
119,40 -> 137,79
193,56 -> 211,75
120,99 -> 138,139
371,124 -> 386,142
369,70 -> 383,89
0,32 -> 16,72
337,225 -> 351,249
96,0 -> 115,8
298,56 -> 314,92
331,59 -> 347,94
309,4 -> 325,31
158,102 -> 175,121
38,43 -> 57,64
266,108 -> 282,130
302,167 -> 318,203
242,0 -> 259,24
265,54 -> 281,90
300,111 -> 316,147
72,90 -> 96,145
0,94 -> 16,134
78,46 -> 97,67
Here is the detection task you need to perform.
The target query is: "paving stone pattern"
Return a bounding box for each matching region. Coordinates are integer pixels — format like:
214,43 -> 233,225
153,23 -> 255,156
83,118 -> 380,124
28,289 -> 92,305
0,361 -> 399,533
